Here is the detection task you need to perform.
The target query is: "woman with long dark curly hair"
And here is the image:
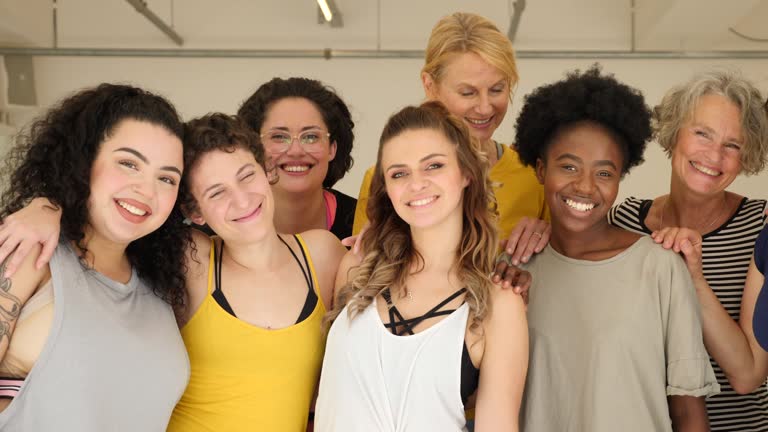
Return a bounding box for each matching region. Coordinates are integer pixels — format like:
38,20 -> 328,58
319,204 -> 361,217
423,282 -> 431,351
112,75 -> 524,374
317,102 -> 528,431
238,77 -> 357,240
0,83 -> 190,431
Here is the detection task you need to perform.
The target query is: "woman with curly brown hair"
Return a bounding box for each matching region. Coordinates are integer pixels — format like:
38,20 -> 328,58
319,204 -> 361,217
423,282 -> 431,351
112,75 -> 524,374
166,113 -> 345,432
0,83 -> 191,431
0,111 -> 347,431
238,77 -> 357,240
316,102 -> 528,432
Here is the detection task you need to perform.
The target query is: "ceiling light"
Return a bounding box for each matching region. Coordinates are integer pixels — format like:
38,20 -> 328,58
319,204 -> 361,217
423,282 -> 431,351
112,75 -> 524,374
317,0 -> 333,22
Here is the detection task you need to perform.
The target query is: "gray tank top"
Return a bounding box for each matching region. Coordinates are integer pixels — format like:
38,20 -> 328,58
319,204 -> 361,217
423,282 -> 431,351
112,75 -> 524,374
0,243 -> 189,431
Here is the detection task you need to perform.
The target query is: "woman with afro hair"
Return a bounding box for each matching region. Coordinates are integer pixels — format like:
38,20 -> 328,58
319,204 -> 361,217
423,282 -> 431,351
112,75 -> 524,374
514,67 -> 719,432
0,84 -> 190,431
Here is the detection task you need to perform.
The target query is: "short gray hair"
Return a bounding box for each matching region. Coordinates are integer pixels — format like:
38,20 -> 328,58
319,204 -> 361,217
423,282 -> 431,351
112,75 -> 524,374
654,70 -> 768,175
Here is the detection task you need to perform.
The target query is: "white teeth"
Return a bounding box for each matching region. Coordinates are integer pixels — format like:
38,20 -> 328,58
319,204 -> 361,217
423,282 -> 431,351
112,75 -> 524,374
117,200 -> 147,216
283,165 -> 309,172
691,162 -> 721,177
408,196 -> 437,207
466,117 -> 491,125
565,198 -> 595,212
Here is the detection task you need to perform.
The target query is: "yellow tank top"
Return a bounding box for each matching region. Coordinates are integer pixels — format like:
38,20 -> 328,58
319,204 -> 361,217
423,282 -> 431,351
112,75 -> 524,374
167,235 -> 327,432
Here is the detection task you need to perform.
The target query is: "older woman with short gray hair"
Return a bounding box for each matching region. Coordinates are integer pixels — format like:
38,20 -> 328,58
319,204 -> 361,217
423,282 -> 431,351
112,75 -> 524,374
609,69 -> 768,431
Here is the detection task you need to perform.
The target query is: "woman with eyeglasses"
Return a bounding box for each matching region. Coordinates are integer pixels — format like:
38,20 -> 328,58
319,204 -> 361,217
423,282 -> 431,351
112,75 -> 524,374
0,77 -> 356,273
238,77 -> 357,241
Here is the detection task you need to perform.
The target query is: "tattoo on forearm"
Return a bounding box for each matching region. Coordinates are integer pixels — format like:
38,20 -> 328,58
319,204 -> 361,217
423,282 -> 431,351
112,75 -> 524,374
0,259 -> 21,344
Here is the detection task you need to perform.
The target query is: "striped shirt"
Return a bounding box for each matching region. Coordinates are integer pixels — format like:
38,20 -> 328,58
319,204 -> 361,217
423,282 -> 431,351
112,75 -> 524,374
609,196 -> 768,432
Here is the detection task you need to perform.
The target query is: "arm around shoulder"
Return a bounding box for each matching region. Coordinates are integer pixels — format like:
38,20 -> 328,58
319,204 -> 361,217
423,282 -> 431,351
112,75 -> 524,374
474,285 -> 528,432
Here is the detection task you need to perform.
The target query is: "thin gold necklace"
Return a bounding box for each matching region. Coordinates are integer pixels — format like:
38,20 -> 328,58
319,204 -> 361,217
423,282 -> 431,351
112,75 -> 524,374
659,196 -> 725,234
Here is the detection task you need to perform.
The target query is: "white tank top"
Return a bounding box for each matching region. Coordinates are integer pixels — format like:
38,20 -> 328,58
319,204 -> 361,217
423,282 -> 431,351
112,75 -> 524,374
316,297 -> 469,432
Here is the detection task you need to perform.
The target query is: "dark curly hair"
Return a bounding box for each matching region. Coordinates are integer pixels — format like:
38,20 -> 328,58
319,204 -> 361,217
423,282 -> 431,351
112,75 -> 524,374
179,113 -> 274,217
514,65 -> 652,175
0,83 -> 191,309
237,77 -> 354,188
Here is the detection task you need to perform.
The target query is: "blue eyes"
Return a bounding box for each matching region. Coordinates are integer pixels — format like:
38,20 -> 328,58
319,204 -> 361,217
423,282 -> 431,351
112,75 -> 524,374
389,163 -> 444,179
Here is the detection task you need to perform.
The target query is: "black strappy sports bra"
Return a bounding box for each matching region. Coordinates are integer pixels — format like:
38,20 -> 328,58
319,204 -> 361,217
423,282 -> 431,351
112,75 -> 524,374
212,234 -> 318,324
380,287 -> 480,405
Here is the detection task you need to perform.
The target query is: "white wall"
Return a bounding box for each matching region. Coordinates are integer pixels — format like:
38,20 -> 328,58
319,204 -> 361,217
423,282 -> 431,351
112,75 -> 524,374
28,55 -> 768,203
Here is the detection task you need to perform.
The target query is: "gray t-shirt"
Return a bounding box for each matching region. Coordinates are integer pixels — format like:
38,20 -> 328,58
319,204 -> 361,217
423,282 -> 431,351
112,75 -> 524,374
0,243 -> 189,431
521,236 -> 719,432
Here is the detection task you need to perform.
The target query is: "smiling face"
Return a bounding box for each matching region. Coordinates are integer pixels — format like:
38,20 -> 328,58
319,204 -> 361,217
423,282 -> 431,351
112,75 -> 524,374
88,119 -> 183,246
422,51 -> 509,143
188,147 -> 274,243
381,128 -> 469,230
260,97 -> 336,195
536,122 -> 624,235
670,93 -> 744,198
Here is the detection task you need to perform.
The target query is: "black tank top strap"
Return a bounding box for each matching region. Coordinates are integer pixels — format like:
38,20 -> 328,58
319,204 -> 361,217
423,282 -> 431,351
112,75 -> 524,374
212,241 -> 237,316
212,235 -> 318,323
214,240 -> 223,292
277,234 -> 314,292
279,234 -> 317,323
383,287 -> 467,336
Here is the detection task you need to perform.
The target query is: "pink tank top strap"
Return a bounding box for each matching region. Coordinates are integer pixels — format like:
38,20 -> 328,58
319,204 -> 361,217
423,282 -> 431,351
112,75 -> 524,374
323,189 -> 337,231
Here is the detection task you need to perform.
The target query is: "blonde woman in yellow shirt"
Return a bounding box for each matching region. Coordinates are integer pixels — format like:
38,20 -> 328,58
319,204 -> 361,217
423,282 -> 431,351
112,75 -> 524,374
353,12 -> 549,263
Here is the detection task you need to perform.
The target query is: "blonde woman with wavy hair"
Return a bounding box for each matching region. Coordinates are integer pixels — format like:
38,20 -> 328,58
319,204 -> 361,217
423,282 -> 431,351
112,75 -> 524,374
352,12 -> 549,276
316,101 -> 528,432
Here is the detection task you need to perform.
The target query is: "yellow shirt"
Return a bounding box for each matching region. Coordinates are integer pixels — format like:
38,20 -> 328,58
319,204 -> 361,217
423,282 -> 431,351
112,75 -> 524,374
353,144 -> 548,240
167,236 -> 326,432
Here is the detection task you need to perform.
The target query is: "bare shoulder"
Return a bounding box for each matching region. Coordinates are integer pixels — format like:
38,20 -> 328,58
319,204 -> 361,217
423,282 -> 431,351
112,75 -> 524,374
338,250 -> 362,279
300,229 -> 344,249
184,229 -> 212,283
299,230 -> 346,270
179,230 -> 213,325
485,282 -> 527,327
300,229 -> 346,308
333,250 -> 363,299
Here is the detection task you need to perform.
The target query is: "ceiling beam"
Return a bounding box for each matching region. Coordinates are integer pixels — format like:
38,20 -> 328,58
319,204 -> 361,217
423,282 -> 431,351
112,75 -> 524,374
125,0 -> 184,46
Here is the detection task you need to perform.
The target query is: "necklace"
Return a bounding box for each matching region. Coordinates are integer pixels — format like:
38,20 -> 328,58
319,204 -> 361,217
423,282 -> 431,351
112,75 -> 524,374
659,196 -> 725,234
404,286 -> 413,301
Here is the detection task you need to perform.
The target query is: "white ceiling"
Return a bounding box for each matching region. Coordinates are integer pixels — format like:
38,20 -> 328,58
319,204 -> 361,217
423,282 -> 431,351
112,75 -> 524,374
1,0 -> 768,52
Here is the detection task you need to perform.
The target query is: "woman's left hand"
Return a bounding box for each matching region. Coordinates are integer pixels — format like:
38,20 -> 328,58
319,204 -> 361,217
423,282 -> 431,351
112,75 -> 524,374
651,227 -> 704,281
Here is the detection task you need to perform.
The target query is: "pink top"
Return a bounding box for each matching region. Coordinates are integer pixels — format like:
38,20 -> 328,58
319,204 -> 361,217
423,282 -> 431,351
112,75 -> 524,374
323,189 -> 337,230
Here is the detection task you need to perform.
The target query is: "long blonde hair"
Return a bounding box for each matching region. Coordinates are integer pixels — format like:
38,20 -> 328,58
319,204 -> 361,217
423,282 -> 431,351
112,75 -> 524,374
327,102 -> 499,332
422,12 -> 519,94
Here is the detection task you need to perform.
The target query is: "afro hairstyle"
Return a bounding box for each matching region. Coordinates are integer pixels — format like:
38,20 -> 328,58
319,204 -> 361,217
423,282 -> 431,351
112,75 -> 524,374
514,65 -> 652,175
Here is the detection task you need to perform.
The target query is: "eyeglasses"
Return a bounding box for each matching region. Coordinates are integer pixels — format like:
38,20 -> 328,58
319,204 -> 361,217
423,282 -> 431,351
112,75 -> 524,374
260,130 -> 331,153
